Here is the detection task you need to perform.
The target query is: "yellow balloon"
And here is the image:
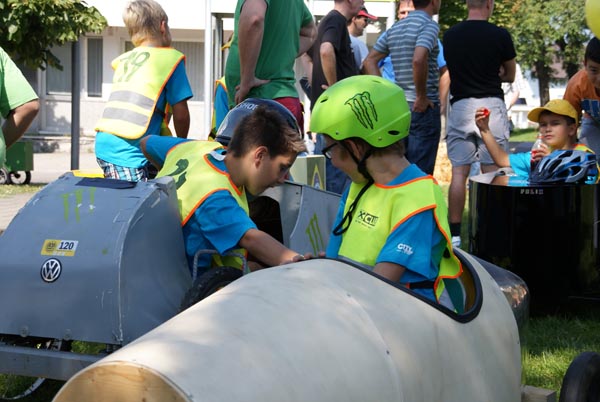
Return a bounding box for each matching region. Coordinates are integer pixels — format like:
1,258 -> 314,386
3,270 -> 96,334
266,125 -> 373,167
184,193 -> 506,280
587,0 -> 600,38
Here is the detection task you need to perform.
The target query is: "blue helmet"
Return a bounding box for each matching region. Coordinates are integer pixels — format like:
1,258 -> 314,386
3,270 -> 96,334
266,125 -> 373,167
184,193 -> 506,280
529,150 -> 598,184
215,98 -> 300,146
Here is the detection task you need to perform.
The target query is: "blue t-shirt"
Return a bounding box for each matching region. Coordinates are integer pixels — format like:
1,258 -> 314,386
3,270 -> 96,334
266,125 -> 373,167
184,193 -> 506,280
509,151 -> 532,177
327,164 -> 443,300
96,60 -> 193,168
144,136 -> 257,271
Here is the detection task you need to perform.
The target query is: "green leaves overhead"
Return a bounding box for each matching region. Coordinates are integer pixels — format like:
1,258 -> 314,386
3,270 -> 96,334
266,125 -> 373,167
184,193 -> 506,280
0,0 -> 107,70
437,0 -> 590,105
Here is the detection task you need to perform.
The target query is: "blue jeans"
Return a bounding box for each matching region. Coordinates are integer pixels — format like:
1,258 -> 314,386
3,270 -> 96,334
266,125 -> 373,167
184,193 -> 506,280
405,103 -> 441,175
315,134 -> 350,194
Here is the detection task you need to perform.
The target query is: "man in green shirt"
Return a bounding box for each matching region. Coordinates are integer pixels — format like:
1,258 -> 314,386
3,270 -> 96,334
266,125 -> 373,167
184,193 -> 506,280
0,47 -> 39,167
225,0 -> 316,131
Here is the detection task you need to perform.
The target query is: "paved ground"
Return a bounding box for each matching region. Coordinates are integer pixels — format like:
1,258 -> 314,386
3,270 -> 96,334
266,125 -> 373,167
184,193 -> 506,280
0,149 -> 98,232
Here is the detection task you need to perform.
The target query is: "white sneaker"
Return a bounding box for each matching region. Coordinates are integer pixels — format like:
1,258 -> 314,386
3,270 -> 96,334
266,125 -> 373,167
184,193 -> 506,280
451,236 -> 461,248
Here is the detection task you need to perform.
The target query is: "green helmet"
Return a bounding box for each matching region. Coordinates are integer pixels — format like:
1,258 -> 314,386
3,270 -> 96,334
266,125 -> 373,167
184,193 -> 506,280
309,75 -> 411,148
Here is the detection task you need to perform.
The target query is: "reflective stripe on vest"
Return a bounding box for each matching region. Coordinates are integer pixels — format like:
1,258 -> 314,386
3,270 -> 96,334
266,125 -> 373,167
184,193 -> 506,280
574,143 -> 593,153
337,176 -> 462,302
157,140 -> 249,269
95,47 -> 184,139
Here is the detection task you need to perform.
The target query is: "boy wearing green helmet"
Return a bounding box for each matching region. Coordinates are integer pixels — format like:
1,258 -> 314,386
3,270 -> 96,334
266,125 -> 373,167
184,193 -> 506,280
310,75 -> 462,305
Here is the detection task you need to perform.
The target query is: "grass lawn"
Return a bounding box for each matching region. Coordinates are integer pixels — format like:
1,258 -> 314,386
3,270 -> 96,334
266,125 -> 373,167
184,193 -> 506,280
510,127 -> 538,142
0,184 -> 44,198
523,311 -> 600,394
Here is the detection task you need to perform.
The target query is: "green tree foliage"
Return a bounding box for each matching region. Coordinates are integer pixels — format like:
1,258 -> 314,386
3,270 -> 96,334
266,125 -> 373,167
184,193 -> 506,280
438,0 -> 590,106
0,0 -> 107,70
510,0 -> 588,105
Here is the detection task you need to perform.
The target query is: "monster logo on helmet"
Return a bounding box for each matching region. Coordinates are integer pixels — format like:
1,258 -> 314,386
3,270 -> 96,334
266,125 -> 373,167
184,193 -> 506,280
310,75 -> 411,148
345,91 -> 378,130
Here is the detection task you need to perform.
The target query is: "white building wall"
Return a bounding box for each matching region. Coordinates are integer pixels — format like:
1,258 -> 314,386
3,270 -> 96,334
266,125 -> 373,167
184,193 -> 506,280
35,0 -> 395,140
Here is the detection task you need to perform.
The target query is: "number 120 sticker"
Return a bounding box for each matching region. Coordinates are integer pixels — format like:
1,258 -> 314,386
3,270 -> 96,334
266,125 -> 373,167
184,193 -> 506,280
41,239 -> 79,257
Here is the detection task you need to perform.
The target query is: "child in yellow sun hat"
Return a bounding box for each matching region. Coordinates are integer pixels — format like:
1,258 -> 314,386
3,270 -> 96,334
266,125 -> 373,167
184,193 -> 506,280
474,99 -> 593,177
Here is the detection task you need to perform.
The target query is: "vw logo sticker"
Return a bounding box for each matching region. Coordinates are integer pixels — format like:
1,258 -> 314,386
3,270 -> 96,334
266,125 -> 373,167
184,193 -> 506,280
41,258 -> 62,283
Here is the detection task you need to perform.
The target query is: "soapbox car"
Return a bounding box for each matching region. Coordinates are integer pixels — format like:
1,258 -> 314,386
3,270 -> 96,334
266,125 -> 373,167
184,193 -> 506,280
0,172 -> 533,401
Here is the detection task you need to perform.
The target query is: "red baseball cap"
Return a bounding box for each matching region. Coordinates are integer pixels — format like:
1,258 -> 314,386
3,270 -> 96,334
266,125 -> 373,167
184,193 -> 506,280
357,6 -> 377,20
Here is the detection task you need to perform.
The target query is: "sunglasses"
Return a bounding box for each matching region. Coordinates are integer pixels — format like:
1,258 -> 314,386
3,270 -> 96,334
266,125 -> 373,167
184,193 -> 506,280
321,142 -> 339,159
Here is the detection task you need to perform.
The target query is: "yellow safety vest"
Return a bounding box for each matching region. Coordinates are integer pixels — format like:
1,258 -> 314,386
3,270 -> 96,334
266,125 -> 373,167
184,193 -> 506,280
337,176 -> 463,302
95,47 -> 184,139
157,140 -> 249,269
574,143 -> 593,153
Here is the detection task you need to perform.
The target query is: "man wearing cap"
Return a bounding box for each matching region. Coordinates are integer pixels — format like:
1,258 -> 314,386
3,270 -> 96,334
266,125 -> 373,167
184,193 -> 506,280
225,0 -> 316,129
363,0 -> 443,176
347,7 -> 376,71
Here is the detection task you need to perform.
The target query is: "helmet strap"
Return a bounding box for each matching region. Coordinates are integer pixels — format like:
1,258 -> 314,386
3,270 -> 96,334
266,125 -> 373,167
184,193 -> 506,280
340,140 -> 374,182
333,141 -> 374,236
333,178 -> 374,236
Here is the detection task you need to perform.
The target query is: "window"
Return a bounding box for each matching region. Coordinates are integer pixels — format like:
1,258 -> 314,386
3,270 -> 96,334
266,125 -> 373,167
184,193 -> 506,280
46,44 -> 72,95
172,41 -> 204,101
87,38 -> 103,97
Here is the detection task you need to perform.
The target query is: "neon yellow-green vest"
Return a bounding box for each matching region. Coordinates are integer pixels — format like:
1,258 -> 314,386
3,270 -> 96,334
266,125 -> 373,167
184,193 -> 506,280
95,47 -> 184,139
210,77 -> 227,138
574,143 -> 593,153
337,176 -> 463,302
157,140 -> 249,269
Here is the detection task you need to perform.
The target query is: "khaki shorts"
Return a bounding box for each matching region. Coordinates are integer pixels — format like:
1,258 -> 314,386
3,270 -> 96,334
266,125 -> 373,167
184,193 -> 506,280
446,97 -> 509,166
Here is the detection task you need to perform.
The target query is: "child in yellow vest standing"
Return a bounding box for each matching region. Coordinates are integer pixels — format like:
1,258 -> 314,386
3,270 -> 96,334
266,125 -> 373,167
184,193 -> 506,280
95,0 -> 193,181
310,75 -> 462,306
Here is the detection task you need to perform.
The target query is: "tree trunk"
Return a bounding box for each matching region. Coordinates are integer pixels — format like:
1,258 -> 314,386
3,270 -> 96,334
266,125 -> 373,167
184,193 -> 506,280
535,61 -> 551,106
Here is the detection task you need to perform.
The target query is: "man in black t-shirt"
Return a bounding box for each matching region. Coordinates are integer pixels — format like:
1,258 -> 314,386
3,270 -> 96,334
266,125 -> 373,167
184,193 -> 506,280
309,0 -> 363,108
443,0 -> 516,248
308,0 -> 363,194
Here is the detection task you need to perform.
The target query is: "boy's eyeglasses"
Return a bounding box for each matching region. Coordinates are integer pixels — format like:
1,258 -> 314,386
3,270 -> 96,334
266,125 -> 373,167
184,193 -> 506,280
322,142 -> 339,159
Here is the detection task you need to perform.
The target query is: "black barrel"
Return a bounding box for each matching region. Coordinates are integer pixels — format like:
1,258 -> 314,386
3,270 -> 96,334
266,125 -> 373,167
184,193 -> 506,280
468,172 -> 600,314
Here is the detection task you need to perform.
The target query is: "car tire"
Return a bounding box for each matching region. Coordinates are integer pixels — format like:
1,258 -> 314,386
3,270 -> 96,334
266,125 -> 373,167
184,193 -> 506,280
7,171 -> 31,185
180,266 -> 243,311
559,351 -> 600,402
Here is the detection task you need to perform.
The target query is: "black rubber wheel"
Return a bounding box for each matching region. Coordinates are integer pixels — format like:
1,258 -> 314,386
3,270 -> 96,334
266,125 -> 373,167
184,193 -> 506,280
559,351 -> 600,402
180,266 -> 243,311
0,168 -> 9,185
7,171 -> 31,185
0,337 -> 71,401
